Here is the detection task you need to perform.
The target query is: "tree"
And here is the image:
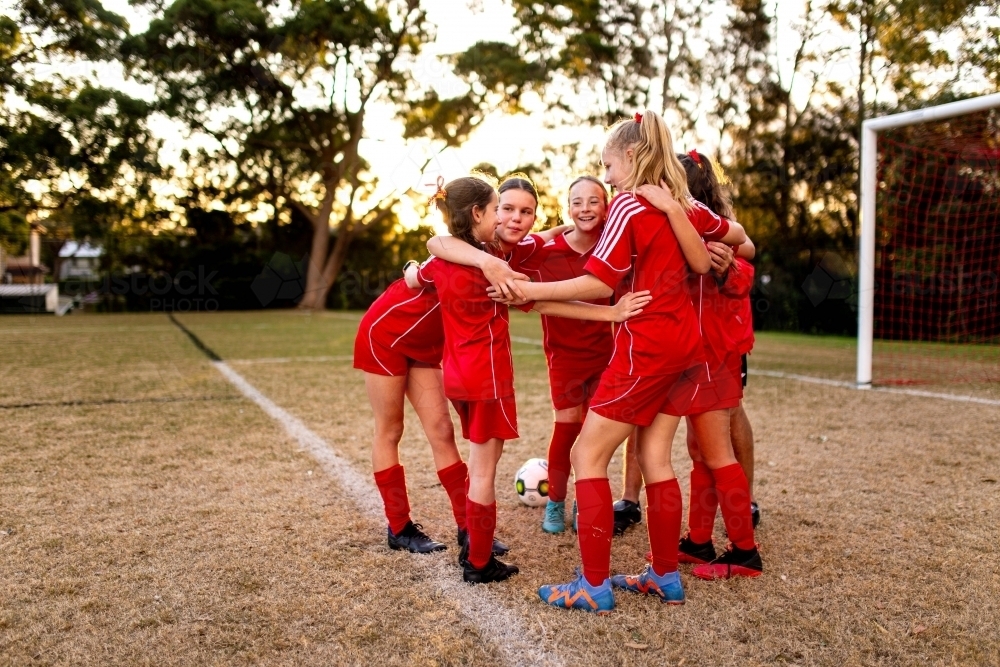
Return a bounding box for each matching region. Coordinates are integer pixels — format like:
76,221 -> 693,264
0,0 -> 162,262
125,0 -> 545,310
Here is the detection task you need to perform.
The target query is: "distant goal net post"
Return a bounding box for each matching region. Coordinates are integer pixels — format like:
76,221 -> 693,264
857,93 -> 1000,391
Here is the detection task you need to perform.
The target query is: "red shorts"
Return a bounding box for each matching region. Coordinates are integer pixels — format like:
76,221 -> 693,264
675,353 -> 744,415
589,368 -> 699,427
548,366 -> 605,411
353,335 -> 440,376
451,396 -> 518,444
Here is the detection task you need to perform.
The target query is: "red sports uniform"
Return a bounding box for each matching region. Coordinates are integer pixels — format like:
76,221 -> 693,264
584,194 -> 730,426
353,275 -> 443,376
520,232 -> 614,410
574,194 -> 730,588
415,253 -> 520,444
725,257 -> 756,354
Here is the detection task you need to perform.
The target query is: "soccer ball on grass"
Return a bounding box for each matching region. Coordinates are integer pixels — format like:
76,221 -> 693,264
514,458 -> 549,507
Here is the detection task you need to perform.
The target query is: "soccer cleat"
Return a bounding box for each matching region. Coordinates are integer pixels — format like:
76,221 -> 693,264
538,573 -> 615,614
751,501 -> 761,529
542,500 -> 566,533
611,565 -> 685,604
678,533 -> 717,565
387,522 -> 447,554
457,528 -> 509,557
612,499 -> 642,536
692,543 -> 763,580
462,555 -> 519,584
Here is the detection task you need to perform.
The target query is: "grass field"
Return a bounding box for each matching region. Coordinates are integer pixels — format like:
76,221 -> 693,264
2,310 -> 999,666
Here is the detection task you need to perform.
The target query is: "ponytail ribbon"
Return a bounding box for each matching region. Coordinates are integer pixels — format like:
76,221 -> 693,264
427,175 -> 447,206
634,112 -> 643,124
688,149 -> 702,165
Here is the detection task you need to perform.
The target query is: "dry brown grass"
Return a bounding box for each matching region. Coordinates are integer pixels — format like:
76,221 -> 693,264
2,311 -> 999,666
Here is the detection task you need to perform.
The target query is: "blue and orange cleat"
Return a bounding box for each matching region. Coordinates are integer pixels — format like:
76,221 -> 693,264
611,566 -> 685,604
538,573 -> 615,614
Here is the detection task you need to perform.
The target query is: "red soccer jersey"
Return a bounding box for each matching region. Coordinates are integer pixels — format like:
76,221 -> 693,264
415,254 -> 515,401
584,193 -> 730,376
689,243 -> 755,371
506,233 -> 545,269
520,232 -> 614,372
356,276 -> 443,368
720,257 -> 755,354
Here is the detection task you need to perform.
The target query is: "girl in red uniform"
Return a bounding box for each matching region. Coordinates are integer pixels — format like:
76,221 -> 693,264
402,176 -> 526,584
518,177 -> 615,534
636,150 -> 762,579
353,236 -> 473,555
497,111 -> 746,612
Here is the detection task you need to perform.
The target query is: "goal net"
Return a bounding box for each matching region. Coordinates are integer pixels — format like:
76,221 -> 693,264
858,95 -> 1000,397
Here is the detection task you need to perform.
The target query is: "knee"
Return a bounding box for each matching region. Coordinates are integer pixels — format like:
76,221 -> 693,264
427,416 -> 456,447
374,419 -> 405,445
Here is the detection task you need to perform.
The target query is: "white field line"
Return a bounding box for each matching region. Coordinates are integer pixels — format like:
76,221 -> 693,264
211,360 -> 564,667
749,368 -> 1000,406
511,335 -> 544,346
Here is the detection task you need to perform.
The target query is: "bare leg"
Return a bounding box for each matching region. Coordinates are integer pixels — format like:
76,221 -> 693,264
364,372 -> 408,472
467,438 -> 504,505
571,412 -> 637,480
730,402 -> 755,499
554,405 -> 584,423
406,367 -> 461,471
688,409 -> 737,470
621,429 -> 642,502
634,414 -> 681,484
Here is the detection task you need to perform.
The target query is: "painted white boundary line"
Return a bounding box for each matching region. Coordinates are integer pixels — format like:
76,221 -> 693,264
211,360 -> 564,667
511,336 -> 544,346
749,368 -> 1000,406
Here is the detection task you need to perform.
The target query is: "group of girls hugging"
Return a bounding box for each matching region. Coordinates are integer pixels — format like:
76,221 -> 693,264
352,108 -> 762,611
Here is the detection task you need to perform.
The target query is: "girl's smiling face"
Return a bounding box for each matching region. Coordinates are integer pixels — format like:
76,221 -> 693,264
568,180 -> 607,234
496,188 -> 538,246
471,191 -> 500,244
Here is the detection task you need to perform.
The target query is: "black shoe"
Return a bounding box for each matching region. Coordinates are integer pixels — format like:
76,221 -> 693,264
462,555 -> 519,584
751,501 -> 761,529
692,543 -> 763,580
457,528 -> 509,557
612,499 -> 642,536
678,533 -> 717,565
387,522 -> 446,554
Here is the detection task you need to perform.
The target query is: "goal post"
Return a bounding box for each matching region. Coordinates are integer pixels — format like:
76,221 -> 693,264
857,92 -> 1000,388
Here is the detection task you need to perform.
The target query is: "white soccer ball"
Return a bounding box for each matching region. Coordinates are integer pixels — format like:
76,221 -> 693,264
514,458 -> 550,507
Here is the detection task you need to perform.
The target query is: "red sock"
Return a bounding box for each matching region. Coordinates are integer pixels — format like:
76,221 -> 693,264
646,478 -> 683,576
465,499 -> 496,569
576,478 -> 613,586
373,464 -> 411,535
688,461 -> 718,544
712,462 -> 756,550
546,422 -> 582,502
437,461 -> 468,530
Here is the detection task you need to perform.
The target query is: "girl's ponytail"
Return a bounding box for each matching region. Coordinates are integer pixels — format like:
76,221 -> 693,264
433,176 -> 497,248
606,110 -> 692,211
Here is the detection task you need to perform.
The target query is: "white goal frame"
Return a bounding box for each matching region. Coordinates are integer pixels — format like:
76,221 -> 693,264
856,92 -> 1000,388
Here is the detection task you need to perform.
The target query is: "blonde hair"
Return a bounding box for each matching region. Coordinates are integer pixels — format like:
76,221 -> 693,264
605,110 -> 692,211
